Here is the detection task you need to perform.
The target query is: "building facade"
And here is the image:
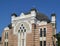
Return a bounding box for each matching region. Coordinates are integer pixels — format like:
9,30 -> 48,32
1,8 -> 56,46
0,37 -> 2,46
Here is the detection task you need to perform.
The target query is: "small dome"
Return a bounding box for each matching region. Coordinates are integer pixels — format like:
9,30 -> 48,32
11,13 -> 17,17
51,13 -> 56,16
30,8 -> 37,12
4,27 -> 9,30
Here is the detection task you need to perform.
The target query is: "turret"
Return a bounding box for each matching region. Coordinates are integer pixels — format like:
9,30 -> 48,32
51,13 -> 56,46
11,13 -> 17,23
51,13 -> 56,28
30,8 -> 37,17
51,13 -> 56,36
11,13 -> 17,19
4,27 -> 9,31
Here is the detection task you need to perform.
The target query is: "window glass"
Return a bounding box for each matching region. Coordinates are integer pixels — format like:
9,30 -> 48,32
40,41 -> 42,46
40,28 -> 42,37
20,27 -> 21,29
7,42 -> 8,46
21,30 -> 23,32
4,42 -> 8,46
24,29 -> 26,32
6,32 -> 8,39
44,28 -> 46,37
4,42 -> 6,46
5,32 -> 6,39
23,27 -> 25,29
44,41 -> 46,46
21,24 -> 23,26
19,24 -> 26,32
18,30 -> 20,33
5,32 -> 8,39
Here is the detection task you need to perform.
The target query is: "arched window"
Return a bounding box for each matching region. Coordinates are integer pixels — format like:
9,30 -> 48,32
40,28 -> 42,37
40,41 -> 46,46
4,42 -> 8,46
44,41 -> 46,46
18,24 -> 26,46
18,30 -> 20,33
5,32 -> 8,39
40,41 -> 42,46
19,24 -> 26,32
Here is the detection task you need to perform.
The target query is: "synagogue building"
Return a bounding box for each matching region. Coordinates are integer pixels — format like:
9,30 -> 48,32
1,8 -> 56,46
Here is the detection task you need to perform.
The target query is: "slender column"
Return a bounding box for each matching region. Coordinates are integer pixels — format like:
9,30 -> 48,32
18,32 -> 20,46
24,32 -> 26,46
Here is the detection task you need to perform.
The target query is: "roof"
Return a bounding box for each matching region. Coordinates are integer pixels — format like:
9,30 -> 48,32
11,13 -> 17,17
25,8 -> 50,23
51,13 -> 56,16
7,8 -> 50,30
30,8 -> 37,12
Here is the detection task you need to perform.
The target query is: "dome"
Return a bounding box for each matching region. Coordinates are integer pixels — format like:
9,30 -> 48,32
36,12 -> 50,23
23,8 -> 50,23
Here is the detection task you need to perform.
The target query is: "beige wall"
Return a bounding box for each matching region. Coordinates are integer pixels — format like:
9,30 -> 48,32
2,23 -> 56,46
0,42 -> 2,46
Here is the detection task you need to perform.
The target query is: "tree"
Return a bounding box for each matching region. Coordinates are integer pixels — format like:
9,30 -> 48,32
54,32 -> 60,46
56,32 -> 60,46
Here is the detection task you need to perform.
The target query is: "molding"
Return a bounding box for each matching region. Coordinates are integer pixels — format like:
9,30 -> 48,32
11,11 -> 36,21
18,33 -> 20,46
5,39 -> 8,42
13,21 -> 32,34
40,37 -> 46,41
12,16 -> 36,28
37,21 -> 47,25
12,11 -> 37,35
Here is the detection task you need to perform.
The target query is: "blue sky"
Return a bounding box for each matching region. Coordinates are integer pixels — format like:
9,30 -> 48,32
0,0 -> 60,36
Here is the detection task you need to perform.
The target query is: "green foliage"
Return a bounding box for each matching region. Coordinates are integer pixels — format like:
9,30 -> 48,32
56,32 -> 60,46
